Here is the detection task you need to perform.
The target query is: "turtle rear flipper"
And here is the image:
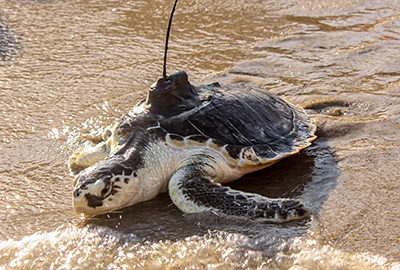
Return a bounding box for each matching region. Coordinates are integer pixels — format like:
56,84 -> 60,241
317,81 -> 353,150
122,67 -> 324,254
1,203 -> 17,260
168,165 -> 310,223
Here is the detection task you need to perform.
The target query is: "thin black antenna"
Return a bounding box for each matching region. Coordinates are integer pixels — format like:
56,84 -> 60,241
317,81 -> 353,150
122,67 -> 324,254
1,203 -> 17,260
163,0 -> 179,80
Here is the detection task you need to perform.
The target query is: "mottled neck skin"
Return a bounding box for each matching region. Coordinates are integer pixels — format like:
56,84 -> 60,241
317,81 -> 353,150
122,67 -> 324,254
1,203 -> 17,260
133,134 -> 242,201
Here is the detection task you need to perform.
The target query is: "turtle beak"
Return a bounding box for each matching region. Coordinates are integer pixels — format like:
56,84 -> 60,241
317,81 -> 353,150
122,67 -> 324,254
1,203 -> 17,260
72,196 -> 89,218
72,191 -> 102,218
73,206 -> 92,218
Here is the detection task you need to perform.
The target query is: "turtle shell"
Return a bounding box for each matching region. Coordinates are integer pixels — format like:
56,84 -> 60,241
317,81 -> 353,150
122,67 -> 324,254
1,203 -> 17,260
119,71 -> 316,169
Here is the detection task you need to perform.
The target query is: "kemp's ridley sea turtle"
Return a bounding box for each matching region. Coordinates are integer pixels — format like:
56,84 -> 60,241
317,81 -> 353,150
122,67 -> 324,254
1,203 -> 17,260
69,0 -> 317,222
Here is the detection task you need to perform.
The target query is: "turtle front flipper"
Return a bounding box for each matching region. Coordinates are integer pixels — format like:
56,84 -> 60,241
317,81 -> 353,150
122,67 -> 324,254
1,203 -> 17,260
168,165 -> 310,223
69,142 -> 111,174
69,124 -> 119,174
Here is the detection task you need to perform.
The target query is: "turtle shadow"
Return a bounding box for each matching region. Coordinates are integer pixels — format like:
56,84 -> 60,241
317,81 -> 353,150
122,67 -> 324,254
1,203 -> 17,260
83,136 -> 339,242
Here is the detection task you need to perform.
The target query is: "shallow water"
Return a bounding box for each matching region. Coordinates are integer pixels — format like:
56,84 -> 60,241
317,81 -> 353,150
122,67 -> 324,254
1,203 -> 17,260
1,0 -> 400,269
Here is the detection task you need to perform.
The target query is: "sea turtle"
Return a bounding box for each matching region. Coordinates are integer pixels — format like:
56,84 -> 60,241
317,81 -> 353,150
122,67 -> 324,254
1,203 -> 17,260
69,0 -> 317,222
70,70 -> 316,222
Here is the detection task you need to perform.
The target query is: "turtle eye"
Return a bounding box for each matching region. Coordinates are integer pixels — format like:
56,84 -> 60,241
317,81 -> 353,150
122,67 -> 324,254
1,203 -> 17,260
100,183 -> 112,197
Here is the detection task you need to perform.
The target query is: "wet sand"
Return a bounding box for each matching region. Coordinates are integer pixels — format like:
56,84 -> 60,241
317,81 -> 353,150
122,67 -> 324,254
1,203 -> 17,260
0,0 -> 400,268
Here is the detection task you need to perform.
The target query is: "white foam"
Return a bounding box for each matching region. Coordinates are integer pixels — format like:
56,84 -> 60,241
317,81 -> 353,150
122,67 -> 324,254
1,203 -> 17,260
0,225 -> 398,270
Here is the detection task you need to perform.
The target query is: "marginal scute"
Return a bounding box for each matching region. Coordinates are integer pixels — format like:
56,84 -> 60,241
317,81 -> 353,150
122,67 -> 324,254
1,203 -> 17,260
219,145 -> 241,168
166,133 -> 186,148
148,126 -> 168,141
186,135 -> 208,144
208,138 -> 225,148
252,145 -> 278,159
169,134 -> 184,141
186,135 -> 210,148
270,141 -> 295,155
225,145 -> 242,160
241,147 -> 260,163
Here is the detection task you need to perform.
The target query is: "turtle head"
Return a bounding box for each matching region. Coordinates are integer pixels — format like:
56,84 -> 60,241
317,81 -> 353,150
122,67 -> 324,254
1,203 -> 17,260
72,158 -> 141,217
147,71 -> 200,117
